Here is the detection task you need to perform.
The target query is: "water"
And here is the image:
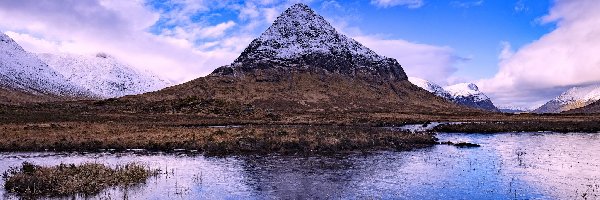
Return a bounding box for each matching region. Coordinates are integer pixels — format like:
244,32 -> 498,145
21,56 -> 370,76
1,132 -> 599,199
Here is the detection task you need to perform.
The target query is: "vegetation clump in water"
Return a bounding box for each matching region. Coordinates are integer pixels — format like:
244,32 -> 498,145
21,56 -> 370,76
2,162 -> 159,197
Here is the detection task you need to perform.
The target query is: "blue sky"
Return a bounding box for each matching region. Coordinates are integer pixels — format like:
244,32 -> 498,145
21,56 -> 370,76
1,0 -> 600,109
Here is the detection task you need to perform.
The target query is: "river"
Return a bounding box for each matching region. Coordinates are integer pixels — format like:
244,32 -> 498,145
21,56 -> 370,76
1,132 -> 599,199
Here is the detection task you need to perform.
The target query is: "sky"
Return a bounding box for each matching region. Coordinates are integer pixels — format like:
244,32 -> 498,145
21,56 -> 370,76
0,0 -> 598,109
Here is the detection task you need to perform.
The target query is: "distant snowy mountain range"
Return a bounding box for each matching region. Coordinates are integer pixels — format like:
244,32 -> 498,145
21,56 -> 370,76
0,32 -> 91,98
39,53 -> 171,98
497,105 -> 532,113
534,84 -> 600,113
0,31 -> 170,101
408,77 -> 499,111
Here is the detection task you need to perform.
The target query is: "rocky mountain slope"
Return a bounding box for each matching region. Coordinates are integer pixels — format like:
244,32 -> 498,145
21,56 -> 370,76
126,4 -> 476,117
38,53 -> 171,98
408,77 -> 498,111
0,32 -> 93,104
534,84 -> 600,113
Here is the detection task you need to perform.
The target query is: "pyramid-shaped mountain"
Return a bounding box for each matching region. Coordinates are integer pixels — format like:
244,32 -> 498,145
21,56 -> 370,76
213,4 -> 406,82
129,4 -> 475,116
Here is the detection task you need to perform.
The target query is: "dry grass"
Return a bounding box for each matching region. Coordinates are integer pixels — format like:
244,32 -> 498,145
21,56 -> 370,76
0,123 -> 435,155
433,121 -> 600,133
2,162 -> 158,197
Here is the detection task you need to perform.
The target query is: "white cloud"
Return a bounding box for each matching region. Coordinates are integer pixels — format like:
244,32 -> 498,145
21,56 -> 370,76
199,21 -> 236,38
450,0 -> 484,8
370,0 -> 424,8
0,0 -> 247,83
478,0 -> 600,108
0,0 -> 457,86
354,36 -> 463,85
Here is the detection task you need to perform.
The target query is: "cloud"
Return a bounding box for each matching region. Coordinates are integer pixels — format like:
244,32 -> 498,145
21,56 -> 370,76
0,0 -> 456,86
514,0 -> 527,12
370,0 -> 424,8
354,36 -> 464,85
0,0 -> 272,83
450,0 -> 484,8
478,0 -> 600,108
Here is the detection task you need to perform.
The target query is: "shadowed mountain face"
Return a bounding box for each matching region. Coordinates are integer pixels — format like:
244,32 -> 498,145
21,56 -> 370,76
130,4 -> 475,116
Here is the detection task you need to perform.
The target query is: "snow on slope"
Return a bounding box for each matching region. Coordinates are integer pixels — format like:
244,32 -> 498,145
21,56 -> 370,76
497,105 -> 532,113
38,53 -> 172,98
238,3 -> 385,63
408,77 -> 451,99
0,32 -> 92,98
444,83 -> 489,102
408,77 -> 498,111
224,4 -> 408,81
534,84 -> 600,113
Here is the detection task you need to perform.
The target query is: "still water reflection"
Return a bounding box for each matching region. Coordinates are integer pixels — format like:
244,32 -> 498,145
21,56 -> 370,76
1,132 -> 599,199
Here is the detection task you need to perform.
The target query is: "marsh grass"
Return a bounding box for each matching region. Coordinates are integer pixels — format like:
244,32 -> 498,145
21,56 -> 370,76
0,123 -> 436,155
433,121 -> 600,133
2,162 -> 159,197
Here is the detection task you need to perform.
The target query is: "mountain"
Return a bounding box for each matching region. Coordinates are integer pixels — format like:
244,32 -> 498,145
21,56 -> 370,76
125,4 -> 475,116
444,83 -> 498,112
38,53 -> 171,98
534,84 -> 600,113
408,77 -> 498,111
407,77 -> 451,99
213,4 -> 407,82
497,106 -> 531,113
0,32 -> 93,104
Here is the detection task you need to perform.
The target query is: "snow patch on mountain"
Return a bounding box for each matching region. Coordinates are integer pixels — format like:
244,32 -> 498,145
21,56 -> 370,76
444,83 -> 489,102
497,105 -> 533,113
0,32 -> 92,98
409,77 -> 498,111
534,84 -> 600,113
38,53 -> 172,98
238,3 -> 385,63
408,77 -> 451,99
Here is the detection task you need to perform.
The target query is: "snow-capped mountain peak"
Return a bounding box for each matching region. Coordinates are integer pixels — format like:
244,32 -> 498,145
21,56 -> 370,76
408,77 -> 451,99
224,3 -> 407,81
38,53 -> 172,98
237,3 -> 383,62
534,83 -> 600,113
444,83 -> 489,102
408,77 -> 498,111
0,32 -> 92,98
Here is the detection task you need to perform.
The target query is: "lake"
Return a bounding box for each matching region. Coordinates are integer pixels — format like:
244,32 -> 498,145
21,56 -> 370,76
1,132 -> 599,199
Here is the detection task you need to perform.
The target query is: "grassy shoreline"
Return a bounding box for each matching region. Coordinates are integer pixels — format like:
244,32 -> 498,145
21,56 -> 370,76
3,162 -> 158,198
433,121 -> 600,133
0,123 -> 436,155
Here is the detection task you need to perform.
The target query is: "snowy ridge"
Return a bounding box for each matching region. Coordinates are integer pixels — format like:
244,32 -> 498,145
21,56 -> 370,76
39,53 -> 172,98
0,32 -> 92,98
534,84 -> 600,113
408,77 -> 498,111
444,83 -> 489,102
239,4 -> 384,63
221,3 -> 407,81
407,77 -> 451,99
498,105 -> 532,113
